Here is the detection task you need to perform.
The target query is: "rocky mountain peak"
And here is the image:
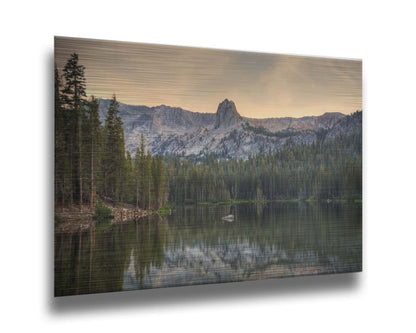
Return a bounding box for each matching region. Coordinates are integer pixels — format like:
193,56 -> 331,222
214,99 -> 242,129
98,98 -> 358,160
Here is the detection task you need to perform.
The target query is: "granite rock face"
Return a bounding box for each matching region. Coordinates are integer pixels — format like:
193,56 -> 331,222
98,98 -> 361,160
325,110 -> 362,141
214,99 -> 242,129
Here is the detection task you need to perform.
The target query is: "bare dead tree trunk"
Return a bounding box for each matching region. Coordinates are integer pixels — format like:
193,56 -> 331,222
90,135 -> 94,209
79,112 -> 83,212
62,175 -> 66,207
136,182 -> 139,209
70,141 -> 73,205
148,175 -> 151,209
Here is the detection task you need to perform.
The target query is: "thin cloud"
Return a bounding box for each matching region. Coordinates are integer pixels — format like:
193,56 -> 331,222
55,37 -> 361,118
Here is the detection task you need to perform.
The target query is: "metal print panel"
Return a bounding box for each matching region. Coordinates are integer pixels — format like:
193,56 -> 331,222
54,37 -> 362,296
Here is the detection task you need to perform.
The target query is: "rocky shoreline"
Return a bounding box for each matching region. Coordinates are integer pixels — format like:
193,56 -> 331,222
55,204 -> 153,233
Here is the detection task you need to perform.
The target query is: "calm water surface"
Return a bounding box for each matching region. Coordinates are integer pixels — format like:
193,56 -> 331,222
54,202 -> 362,296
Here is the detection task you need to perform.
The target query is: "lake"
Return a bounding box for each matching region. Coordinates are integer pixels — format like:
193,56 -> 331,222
54,202 -> 362,296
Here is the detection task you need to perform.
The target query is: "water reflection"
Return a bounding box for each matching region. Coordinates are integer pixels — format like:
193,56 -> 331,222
54,202 -> 361,296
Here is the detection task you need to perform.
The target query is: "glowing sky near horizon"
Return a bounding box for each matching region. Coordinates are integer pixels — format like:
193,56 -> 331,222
55,36 -> 362,118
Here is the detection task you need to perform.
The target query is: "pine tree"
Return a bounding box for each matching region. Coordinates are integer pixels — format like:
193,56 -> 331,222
124,150 -> 134,204
55,67 -> 66,206
102,94 -> 126,203
134,147 -> 141,209
152,155 -> 166,209
61,53 -> 87,209
86,96 -> 101,207
137,134 -> 147,209
146,150 -> 152,209
115,113 -> 127,203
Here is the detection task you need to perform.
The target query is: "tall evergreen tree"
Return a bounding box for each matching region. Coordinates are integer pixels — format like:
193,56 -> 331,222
55,67 -> 66,206
86,96 -> 101,207
134,147 -> 141,209
102,94 -> 126,203
137,134 -> 148,209
61,53 -> 87,209
146,150 -> 152,209
115,114 -> 127,203
124,150 -> 134,204
152,155 -> 166,209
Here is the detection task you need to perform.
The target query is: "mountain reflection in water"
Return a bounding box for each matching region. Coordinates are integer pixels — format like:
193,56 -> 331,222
54,202 -> 362,296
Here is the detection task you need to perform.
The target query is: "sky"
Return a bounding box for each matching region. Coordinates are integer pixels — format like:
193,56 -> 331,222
55,36 -> 362,118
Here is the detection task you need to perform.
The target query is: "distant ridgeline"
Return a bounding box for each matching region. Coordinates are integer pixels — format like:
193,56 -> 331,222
55,53 -> 361,210
98,98 -> 362,161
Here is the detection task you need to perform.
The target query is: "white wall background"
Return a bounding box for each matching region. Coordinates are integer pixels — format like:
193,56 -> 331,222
1,0 -> 415,332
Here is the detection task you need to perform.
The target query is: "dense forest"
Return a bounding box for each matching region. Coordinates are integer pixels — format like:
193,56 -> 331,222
165,129 -> 361,204
55,53 -> 361,212
55,53 -> 167,210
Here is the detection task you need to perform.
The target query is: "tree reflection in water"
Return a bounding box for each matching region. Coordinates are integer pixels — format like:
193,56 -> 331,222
55,202 -> 361,296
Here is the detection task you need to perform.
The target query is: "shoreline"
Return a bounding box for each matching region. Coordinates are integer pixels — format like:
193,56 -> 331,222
54,204 -> 153,234
54,198 -> 362,234
180,198 -> 362,206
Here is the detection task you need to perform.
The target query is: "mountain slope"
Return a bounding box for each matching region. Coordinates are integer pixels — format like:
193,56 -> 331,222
98,98 -> 360,159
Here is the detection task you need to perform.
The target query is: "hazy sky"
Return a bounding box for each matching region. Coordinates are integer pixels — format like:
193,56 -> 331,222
55,37 -> 361,118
